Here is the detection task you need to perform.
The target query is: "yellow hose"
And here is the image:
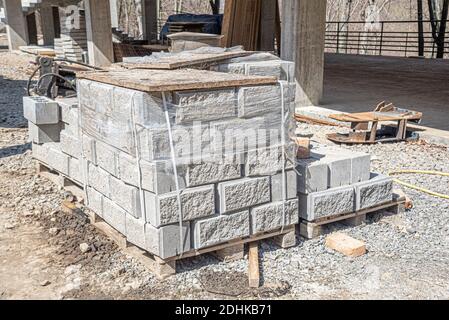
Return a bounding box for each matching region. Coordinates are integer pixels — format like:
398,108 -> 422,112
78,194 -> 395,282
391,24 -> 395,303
388,170 -> 449,200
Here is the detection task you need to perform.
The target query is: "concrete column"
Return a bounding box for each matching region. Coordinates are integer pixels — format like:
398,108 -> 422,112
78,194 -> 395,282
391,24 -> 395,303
84,0 -> 114,67
282,0 -> 326,106
26,12 -> 38,45
4,0 -> 28,50
40,5 -> 56,46
142,0 -> 158,41
109,0 -> 118,29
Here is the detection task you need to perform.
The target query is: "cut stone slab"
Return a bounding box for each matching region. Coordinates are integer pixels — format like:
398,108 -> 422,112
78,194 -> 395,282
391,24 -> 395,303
296,157 -> 329,194
355,173 -> 394,211
299,185 -> 355,222
144,185 -> 216,227
325,233 -> 366,258
110,176 -> 142,218
172,88 -> 237,124
28,122 -> 61,144
193,211 -> 250,249
145,222 -> 191,259
218,177 -> 271,213
251,199 -> 299,234
271,170 -> 297,201
23,96 -> 59,125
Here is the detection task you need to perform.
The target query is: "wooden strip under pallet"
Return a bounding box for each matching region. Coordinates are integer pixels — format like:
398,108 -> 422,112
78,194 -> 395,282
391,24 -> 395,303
77,68 -> 277,92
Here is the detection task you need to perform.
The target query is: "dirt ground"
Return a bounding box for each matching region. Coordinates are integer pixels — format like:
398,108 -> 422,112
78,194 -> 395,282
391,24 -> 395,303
1,49 -> 449,300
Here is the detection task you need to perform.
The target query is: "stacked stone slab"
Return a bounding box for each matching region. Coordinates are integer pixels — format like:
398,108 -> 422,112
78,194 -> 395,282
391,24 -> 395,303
55,7 -> 87,62
65,57 -> 297,259
297,144 -> 394,222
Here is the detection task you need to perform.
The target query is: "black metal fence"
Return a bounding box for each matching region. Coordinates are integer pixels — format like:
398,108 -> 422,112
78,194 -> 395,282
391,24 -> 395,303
326,20 -> 449,58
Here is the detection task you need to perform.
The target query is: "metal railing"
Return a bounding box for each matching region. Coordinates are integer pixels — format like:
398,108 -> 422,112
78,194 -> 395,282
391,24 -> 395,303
326,20 -> 449,58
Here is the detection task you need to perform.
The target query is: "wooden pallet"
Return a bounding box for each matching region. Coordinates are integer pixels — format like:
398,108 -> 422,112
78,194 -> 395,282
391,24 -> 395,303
299,191 -> 406,240
36,161 -> 85,202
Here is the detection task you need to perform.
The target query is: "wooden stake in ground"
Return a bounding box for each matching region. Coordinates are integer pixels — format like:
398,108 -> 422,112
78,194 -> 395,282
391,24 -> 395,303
248,242 -> 260,288
325,233 -> 367,258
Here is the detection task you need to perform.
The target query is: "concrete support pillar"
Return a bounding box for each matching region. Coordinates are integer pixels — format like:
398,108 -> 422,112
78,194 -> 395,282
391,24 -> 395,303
109,0 -> 118,29
40,5 -> 56,46
282,0 -> 327,106
142,0 -> 158,41
26,12 -> 38,45
84,0 -> 114,67
4,0 -> 28,50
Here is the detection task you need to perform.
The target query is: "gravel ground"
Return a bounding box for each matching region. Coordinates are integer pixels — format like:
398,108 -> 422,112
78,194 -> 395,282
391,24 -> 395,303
1,51 -> 449,300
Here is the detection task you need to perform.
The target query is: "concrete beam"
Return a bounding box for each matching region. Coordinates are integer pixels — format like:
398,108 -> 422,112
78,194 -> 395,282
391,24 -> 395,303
84,0 -> 114,67
40,5 -> 56,46
282,0 -> 327,106
4,0 -> 29,50
142,0 -> 158,41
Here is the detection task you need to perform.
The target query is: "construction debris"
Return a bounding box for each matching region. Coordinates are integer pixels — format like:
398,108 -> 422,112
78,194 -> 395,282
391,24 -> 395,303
325,233 -> 367,258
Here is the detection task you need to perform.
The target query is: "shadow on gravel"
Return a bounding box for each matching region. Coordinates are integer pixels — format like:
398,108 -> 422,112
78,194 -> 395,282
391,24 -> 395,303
0,76 -> 28,129
0,142 -> 31,158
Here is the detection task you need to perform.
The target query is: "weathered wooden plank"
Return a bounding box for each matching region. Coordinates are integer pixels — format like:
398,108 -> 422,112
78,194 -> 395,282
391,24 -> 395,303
248,242 -> 260,288
77,69 -> 277,92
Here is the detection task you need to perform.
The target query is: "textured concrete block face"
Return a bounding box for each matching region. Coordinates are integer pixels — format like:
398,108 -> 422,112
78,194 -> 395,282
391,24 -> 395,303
355,174 -> 393,210
145,223 -> 191,259
28,122 -> 61,144
351,152 -> 371,184
173,89 -> 237,124
110,177 -> 142,218
237,85 -> 281,119
60,130 -> 81,159
95,140 -> 119,177
246,145 -> 292,177
218,60 -> 294,81
81,134 -> 96,164
86,187 -> 103,217
32,143 -> 48,164
58,97 -> 79,125
46,144 -> 70,176
218,177 -> 271,213
296,158 -> 329,194
87,163 -> 111,198
251,199 -> 299,234
125,215 -> 146,249
186,162 -> 242,187
102,197 -> 127,235
271,170 -> 297,201
23,96 -> 59,125
299,186 -> 355,221
193,211 -> 250,249
69,157 -> 84,184
145,185 -> 216,226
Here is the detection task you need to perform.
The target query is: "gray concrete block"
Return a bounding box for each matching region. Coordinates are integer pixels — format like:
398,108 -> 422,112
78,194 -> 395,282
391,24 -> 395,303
45,143 -> 70,176
110,176 -> 142,218
172,89 -> 237,124
32,142 -> 48,164
125,215 -> 146,249
312,147 -> 352,188
296,157 -> 329,194
271,170 -> 297,201
218,60 -> 295,81
355,173 -> 393,211
87,163 -> 111,198
81,134 -> 96,164
238,83 -> 295,119
57,97 -> 79,126
193,210 -> 250,249
28,122 -> 61,144
95,140 -> 119,177
186,162 -> 242,187
299,185 -> 355,221
23,96 -> 59,125
145,222 -> 191,259
350,152 -> 371,184
218,177 -> 271,213
144,185 -> 215,227
60,130 -> 81,159
246,145 -> 293,177
102,197 -> 127,235
86,187 -> 103,217
251,199 -> 299,234
68,157 -> 84,184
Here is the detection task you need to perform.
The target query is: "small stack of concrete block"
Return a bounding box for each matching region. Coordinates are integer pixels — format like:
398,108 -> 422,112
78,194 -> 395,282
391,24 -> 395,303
297,144 -> 394,222
73,56 -> 298,259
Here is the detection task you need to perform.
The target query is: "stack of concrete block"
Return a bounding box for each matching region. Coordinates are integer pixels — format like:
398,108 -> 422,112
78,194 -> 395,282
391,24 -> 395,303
297,145 -> 394,222
55,8 -> 88,62
74,58 -> 298,259
24,96 -> 83,185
